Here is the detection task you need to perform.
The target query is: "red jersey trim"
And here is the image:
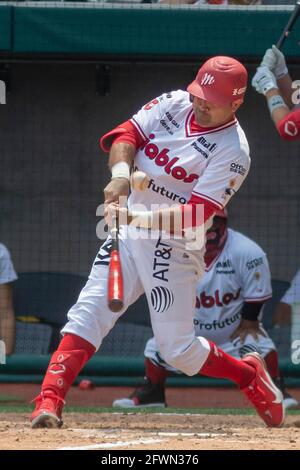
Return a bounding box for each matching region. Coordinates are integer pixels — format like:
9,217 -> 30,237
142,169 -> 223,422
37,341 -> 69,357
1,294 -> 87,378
130,118 -> 148,141
99,120 -> 146,153
244,294 -> 272,303
185,109 -> 237,138
191,191 -> 223,210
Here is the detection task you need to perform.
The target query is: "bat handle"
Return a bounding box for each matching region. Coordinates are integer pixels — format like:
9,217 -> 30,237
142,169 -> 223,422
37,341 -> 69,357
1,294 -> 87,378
276,34 -> 287,50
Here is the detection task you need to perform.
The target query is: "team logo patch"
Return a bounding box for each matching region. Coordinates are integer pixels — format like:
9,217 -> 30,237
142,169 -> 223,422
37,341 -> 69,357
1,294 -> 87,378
230,162 -> 247,176
151,286 -> 174,313
201,73 -> 215,85
284,120 -> 298,137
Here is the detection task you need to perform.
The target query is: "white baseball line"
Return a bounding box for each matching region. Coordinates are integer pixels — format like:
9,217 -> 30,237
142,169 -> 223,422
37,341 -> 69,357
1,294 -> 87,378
57,429 -> 227,450
57,437 -> 163,451
157,432 -> 227,437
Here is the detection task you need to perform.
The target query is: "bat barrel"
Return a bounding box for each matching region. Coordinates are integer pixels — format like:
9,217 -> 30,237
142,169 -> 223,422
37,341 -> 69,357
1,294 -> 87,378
108,249 -> 124,313
276,1 -> 300,49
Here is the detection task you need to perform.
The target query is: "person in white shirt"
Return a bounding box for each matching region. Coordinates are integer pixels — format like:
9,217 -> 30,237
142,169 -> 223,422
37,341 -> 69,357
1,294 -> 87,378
31,55 -> 285,429
112,211 -> 298,410
273,270 -> 300,327
0,243 -> 17,355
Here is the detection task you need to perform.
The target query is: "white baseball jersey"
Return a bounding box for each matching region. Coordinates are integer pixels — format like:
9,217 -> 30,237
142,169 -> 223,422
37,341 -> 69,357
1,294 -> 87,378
281,270 -> 300,305
193,228 -> 272,344
0,243 -> 17,285
128,90 -> 250,212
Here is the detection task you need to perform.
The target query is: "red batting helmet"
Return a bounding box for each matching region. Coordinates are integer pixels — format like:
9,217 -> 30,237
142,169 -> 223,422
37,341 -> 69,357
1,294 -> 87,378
187,56 -> 248,106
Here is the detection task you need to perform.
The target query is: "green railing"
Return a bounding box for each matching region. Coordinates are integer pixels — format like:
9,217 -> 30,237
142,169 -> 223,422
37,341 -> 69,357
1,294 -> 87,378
0,5 -> 299,56
1,355 -> 299,386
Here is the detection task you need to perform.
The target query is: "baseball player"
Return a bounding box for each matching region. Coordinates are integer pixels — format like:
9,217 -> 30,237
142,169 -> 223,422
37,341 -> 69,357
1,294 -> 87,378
0,243 -> 17,355
252,46 -> 300,141
273,271 -> 300,409
274,269 -> 300,330
113,210 -> 298,410
31,56 -> 284,429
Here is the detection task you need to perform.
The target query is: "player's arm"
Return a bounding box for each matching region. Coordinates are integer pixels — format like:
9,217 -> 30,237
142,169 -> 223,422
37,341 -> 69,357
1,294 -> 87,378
260,45 -> 294,108
104,142 -> 135,206
230,302 -> 267,344
277,74 -> 294,109
106,197 -> 217,236
252,66 -> 300,140
230,242 -> 272,343
108,141 -> 250,234
100,120 -> 146,206
273,301 -> 292,326
272,269 -> 300,326
0,283 -> 15,355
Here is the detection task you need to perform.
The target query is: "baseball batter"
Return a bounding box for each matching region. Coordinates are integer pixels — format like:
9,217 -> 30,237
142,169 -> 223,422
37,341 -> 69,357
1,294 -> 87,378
113,211 -> 297,410
252,45 -> 300,141
30,56 -> 284,428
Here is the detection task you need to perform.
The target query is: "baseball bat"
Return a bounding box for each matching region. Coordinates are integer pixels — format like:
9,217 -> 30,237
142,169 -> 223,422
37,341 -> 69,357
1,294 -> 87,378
108,215 -> 124,313
276,0 -> 300,50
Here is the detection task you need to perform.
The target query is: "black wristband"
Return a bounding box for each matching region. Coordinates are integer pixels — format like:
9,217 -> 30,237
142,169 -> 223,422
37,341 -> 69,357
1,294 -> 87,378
241,301 -> 264,321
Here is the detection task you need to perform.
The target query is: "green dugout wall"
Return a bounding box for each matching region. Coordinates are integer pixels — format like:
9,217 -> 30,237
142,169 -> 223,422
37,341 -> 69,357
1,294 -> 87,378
0,4 -> 299,57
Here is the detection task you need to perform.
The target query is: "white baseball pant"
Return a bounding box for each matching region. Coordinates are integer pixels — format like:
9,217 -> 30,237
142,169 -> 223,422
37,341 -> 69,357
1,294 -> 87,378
61,226 -> 210,376
144,328 -> 276,373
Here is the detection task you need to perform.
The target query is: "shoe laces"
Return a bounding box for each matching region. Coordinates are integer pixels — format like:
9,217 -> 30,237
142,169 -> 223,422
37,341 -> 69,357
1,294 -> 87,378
31,391 -> 66,406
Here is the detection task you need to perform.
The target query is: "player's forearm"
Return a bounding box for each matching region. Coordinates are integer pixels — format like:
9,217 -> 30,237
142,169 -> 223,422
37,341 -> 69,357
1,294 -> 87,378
104,143 -> 135,204
0,309 -> 15,355
0,284 -> 15,355
265,89 -> 291,126
108,142 -> 135,172
129,203 -> 215,235
273,302 -> 292,326
277,74 -> 294,109
129,206 -> 183,235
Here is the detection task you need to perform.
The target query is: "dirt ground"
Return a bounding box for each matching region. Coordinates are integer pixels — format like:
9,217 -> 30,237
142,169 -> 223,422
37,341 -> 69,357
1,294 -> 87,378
1,384 -> 300,450
1,412 -> 300,450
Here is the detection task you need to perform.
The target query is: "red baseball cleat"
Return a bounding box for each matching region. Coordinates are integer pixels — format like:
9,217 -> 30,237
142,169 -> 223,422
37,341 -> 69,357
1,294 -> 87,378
240,352 -> 285,427
30,391 -> 65,429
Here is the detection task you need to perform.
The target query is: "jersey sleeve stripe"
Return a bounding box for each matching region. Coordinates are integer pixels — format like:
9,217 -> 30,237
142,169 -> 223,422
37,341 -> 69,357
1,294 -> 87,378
191,191 -> 224,210
130,118 -> 148,141
244,294 -> 272,302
